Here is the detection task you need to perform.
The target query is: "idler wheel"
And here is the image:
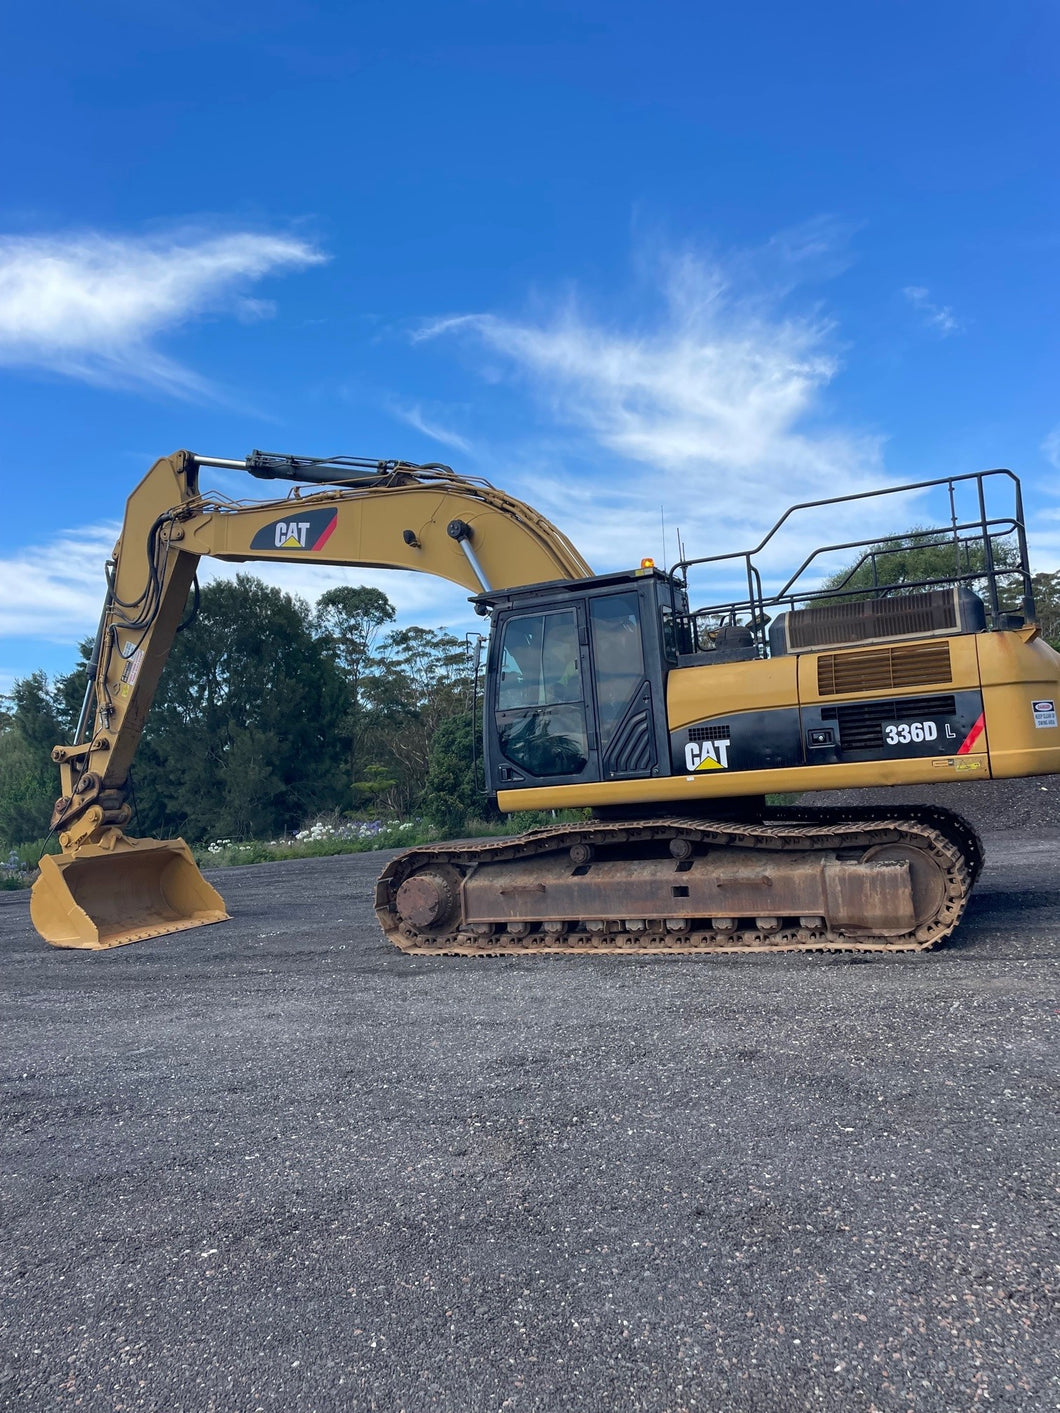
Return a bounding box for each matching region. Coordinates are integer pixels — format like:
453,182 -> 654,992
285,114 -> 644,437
860,842 -> 946,927
395,867 -> 460,930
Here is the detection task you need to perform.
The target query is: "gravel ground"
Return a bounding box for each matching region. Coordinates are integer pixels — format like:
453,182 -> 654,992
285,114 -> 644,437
1,824 -> 1057,1413
810,774 -> 1060,835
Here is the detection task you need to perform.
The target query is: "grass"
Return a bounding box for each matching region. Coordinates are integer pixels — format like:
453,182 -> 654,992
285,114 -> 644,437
0,836 -> 60,889
192,821 -> 435,868
191,810 -> 592,870
1,807 -> 595,883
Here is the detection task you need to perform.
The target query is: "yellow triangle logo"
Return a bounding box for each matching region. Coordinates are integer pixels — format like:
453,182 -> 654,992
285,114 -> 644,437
694,755 -> 724,771
281,533 -> 302,548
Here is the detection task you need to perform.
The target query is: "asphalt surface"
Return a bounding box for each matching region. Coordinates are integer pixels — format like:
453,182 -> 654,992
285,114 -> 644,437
1,837 -> 1057,1413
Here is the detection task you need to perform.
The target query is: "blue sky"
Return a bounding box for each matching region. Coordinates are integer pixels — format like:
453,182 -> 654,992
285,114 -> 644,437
2,0 -> 1058,690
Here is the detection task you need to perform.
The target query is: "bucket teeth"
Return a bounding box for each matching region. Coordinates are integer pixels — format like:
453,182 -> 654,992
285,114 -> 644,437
30,835 -> 228,949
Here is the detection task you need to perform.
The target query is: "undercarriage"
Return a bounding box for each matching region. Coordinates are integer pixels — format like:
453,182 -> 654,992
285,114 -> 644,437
376,806 -> 983,956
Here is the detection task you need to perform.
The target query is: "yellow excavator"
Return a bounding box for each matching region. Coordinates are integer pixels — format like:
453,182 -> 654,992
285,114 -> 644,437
29,449 -> 1060,955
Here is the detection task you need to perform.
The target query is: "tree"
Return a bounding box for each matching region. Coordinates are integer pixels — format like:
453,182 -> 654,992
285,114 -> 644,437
363,625 -> 473,813
1019,571 -> 1060,651
314,586 -> 395,680
314,586 -> 396,802
132,575 -> 348,841
0,577 -> 484,849
816,527 -> 1019,603
421,708 -> 498,835
51,640 -> 94,740
0,672 -> 65,847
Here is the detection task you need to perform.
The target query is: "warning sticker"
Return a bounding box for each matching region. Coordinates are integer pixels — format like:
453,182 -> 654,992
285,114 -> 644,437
120,647 -> 145,688
1032,699 -> 1057,729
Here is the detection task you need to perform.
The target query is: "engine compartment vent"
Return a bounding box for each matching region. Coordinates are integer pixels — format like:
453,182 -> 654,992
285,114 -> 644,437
817,643 -> 953,697
688,723 -> 732,743
770,587 -> 985,655
821,694 -> 958,748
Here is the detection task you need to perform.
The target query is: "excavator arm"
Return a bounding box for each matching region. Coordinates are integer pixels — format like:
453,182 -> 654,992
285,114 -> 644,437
33,449 -> 591,948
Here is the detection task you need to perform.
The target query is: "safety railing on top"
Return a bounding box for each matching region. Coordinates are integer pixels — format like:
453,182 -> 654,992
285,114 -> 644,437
669,469 -> 1035,658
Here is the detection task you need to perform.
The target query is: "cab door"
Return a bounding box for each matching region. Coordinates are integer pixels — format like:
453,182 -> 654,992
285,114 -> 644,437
489,605 -> 602,789
587,589 -> 661,779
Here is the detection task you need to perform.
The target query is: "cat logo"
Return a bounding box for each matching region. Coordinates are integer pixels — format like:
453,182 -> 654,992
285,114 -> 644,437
276,522 -> 311,548
250,508 -> 338,553
685,737 -> 730,772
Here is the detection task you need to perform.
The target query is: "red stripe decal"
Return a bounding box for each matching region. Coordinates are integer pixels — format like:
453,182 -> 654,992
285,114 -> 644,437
311,512 -> 338,551
957,712 -> 985,755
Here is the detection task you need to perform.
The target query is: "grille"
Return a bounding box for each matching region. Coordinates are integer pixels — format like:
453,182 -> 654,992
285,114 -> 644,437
688,723 -> 732,742
817,643 -> 952,696
786,588 -> 962,651
607,710 -> 654,775
819,695 -> 958,750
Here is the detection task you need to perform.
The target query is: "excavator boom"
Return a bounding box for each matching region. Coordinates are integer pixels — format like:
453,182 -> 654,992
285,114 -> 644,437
31,449 -> 591,948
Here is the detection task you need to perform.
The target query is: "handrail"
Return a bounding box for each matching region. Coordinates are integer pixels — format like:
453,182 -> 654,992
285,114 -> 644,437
671,468 -> 1034,656
673,468 -> 1021,579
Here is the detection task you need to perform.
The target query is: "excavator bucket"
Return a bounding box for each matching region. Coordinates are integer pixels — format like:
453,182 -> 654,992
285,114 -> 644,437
30,836 -> 228,949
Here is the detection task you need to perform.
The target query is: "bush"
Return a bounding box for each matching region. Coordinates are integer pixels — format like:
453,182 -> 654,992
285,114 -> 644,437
0,840 -> 55,889
191,815 -> 437,869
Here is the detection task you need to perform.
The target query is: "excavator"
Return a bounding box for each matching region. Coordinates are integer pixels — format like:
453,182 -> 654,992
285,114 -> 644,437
29,449 -> 1060,955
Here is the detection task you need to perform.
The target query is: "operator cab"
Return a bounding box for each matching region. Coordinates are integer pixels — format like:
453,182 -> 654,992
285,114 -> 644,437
477,568 -> 685,793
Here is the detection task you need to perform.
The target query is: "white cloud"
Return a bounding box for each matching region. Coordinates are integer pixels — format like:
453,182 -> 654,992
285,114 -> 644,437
387,399 -> 472,454
0,524 -> 119,643
235,296 -> 278,324
0,518 -> 479,677
903,285 -> 961,337
1042,425 -> 1060,471
417,245 -> 890,588
0,229 -> 325,396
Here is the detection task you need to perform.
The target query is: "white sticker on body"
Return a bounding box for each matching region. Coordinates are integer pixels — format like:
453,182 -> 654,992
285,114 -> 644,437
684,738 -> 730,771
121,647 -> 145,687
1032,699 -> 1057,728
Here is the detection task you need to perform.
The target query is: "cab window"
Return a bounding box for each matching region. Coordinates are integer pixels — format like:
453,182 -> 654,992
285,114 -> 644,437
589,592 -> 645,748
497,611 -> 582,708
496,611 -> 588,777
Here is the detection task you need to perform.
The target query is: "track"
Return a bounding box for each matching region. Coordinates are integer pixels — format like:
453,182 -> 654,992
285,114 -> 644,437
375,806 -> 983,956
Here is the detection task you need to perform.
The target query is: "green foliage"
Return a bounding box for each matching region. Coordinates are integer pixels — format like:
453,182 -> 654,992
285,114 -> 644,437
9,672 -> 63,755
364,625 -> 473,813
503,808 -> 592,832
13,836 -> 61,864
817,527 -> 1019,602
192,819 -> 438,869
314,585 -> 395,678
0,673 -> 64,848
351,763 -> 399,809
0,575 -> 486,852
422,709 -> 499,836
52,642 -> 93,739
314,585 -> 397,800
0,836 -> 60,886
1018,571 -> 1060,651
130,575 -> 349,841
